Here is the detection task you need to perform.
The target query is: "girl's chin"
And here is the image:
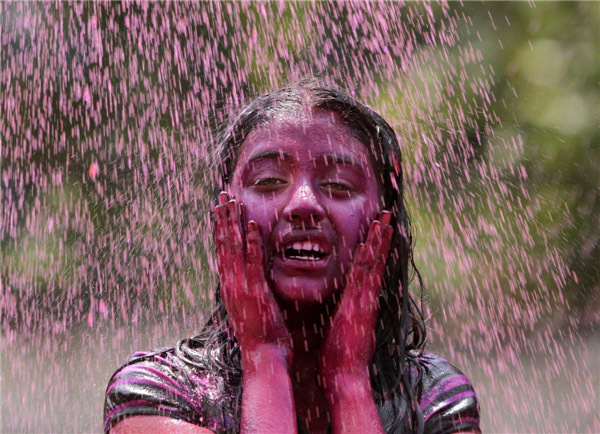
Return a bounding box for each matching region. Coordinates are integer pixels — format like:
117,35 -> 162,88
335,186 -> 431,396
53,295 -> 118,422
270,277 -> 341,306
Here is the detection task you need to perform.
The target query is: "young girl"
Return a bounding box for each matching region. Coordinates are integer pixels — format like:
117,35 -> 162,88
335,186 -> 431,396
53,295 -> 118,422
104,81 -> 481,434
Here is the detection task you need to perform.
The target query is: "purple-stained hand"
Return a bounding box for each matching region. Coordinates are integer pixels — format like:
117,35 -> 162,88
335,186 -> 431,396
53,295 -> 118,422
214,192 -> 293,365
318,211 -> 393,395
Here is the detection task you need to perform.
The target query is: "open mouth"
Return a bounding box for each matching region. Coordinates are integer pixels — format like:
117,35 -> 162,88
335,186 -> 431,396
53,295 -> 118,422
282,240 -> 328,262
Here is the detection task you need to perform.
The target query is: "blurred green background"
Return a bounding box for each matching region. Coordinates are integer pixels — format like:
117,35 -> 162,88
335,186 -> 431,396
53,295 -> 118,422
1,2 -> 598,432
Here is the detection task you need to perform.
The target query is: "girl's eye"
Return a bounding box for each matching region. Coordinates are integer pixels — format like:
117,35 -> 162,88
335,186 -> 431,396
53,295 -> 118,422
253,177 -> 286,189
321,182 -> 354,197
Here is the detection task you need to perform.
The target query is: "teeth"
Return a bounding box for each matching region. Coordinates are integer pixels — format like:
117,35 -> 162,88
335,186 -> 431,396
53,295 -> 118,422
290,241 -> 324,253
284,240 -> 327,261
295,255 -> 318,261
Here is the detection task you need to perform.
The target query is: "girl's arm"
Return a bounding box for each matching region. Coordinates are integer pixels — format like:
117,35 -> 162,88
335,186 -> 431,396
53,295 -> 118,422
111,416 -> 216,434
325,372 -> 384,434
240,345 -> 296,433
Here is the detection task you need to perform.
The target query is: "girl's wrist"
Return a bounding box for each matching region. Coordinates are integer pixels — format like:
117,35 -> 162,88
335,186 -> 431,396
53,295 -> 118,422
321,370 -> 372,404
323,372 -> 385,434
240,345 -> 297,434
241,343 -> 293,373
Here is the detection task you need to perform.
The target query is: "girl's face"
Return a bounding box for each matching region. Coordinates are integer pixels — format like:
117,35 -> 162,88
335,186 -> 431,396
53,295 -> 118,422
229,111 -> 380,305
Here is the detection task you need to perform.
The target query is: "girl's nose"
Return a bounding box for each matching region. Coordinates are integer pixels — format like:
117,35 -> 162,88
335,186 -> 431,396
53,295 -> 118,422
282,181 -> 325,227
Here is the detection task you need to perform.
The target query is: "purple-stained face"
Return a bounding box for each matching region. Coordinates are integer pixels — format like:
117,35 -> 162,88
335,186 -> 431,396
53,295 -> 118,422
229,110 -> 381,305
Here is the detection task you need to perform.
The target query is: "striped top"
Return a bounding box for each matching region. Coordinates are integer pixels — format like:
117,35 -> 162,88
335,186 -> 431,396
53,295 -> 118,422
104,345 -> 480,433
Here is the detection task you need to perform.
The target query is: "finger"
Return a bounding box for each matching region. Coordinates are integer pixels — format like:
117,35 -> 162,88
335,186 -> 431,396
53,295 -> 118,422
214,203 -> 230,266
365,225 -> 393,308
227,199 -> 246,284
348,243 -> 366,282
246,220 -> 270,309
380,210 -> 392,225
214,190 -> 231,254
337,243 -> 366,316
215,203 -> 234,302
214,192 -> 231,253
376,210 -> 393,270
218,191 -> 229,205
379,225 -> 394,263
364,220 -> 383,265
359,216 -> 391,309
374,226 -> 393,280
373,223 -> 393,271
378,210 -> 392,241
246,220 -> 264,268
365,209 -> 392,269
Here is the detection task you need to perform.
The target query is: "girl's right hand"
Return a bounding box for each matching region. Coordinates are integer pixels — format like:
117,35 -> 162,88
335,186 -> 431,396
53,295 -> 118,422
214,192 -> 293,367
215,192 -> 297,433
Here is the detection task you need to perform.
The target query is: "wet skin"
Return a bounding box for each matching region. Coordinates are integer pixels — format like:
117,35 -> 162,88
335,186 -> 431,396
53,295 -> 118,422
229,110 -> 381,305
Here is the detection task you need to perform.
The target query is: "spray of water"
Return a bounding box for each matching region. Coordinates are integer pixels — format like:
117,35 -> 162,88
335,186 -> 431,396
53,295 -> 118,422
1,2 -> 598,432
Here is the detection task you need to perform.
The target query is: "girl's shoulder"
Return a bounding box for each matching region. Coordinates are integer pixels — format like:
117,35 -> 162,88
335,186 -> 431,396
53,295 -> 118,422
417,352 -> 481,434
103,341 -> 238,434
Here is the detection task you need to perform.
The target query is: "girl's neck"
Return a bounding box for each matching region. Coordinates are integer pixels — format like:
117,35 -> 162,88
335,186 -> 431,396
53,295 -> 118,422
282,299 -> 333,432
281,298 -> 333,356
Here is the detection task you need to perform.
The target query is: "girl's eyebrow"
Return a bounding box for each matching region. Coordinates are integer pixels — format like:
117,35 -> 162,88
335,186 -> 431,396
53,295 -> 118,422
318,153 -> 362,170
247,150 -> 293,165
246,150 -> 362,170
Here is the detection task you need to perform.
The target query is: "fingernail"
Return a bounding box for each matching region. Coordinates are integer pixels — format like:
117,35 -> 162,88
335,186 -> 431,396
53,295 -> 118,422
381,211 -> 391,225
227,200 -> 236,211
358,244 -> 366,256
247,221 -> 257,232
218,192 -> 228,205
356,244 -> 367,264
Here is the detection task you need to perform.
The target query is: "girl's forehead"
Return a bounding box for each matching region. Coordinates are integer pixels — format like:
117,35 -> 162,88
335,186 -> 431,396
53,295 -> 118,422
237,111 -> 369,160
258,110 -> 349,135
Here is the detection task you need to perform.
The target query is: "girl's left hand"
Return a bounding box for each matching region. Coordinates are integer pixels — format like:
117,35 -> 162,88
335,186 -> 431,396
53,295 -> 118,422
318,211 -> 393,394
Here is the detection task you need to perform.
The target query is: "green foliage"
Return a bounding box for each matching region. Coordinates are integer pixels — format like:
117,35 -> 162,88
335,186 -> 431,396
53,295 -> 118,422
409,1 -> 599,334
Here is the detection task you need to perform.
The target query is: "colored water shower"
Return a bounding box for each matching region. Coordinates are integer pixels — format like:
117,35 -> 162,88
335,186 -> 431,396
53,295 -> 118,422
1,2 -> 598,432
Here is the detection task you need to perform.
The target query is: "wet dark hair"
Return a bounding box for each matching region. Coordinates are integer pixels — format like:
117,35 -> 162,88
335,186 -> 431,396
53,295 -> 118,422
177,79 -> 427,433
